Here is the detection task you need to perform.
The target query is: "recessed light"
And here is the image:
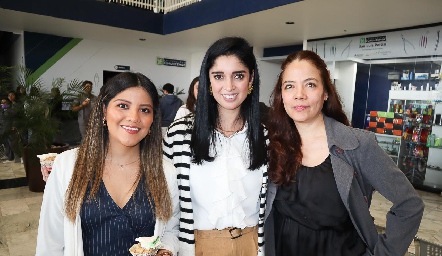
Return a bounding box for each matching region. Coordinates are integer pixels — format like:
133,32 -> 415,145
285,21 -> 295,25
139,38 -> 146,41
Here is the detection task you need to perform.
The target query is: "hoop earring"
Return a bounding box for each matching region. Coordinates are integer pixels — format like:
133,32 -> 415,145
248,86 -> 254,95
103,118 -> 107,127
209,86 -> 213,95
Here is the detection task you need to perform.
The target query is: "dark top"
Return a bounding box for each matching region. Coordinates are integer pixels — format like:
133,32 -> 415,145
73,94 -> 96,127
159,94 -> 182,127
273,156 -> 366,256
80,176 -> 156,256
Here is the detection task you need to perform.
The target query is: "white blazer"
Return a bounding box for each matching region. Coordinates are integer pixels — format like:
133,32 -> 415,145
36,148 -> 180,256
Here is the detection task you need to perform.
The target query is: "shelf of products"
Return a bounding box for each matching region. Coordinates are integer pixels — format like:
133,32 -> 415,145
375,134 -> 401,164
387,91 -> 442,191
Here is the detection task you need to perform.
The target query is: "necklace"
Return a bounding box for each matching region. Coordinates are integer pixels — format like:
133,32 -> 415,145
106,158 -> 140,171
216,120 -> 245,135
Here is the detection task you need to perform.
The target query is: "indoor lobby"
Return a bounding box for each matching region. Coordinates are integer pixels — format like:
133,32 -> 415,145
1,1 -> 442,255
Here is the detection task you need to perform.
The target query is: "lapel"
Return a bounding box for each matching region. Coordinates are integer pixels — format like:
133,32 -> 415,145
264,182 -> 277,221
323,115 -> 359,207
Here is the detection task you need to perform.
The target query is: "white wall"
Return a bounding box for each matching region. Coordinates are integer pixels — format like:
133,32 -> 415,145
38,38 -> 282,106
334,61 -> 357,121
40,39 -> 193,102
257,60 -> 280,105
12,32 -> 25,67
190,51 -> 205,78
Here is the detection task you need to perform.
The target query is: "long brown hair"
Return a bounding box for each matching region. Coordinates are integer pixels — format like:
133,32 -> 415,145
268,50 -> 350,185
185,76 -> 199,113
65,72 -> 172,222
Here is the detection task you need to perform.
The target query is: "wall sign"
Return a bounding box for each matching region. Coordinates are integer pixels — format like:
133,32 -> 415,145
307,25 -> 442,61
114,65 -> 130,70
157,57 -> 186,67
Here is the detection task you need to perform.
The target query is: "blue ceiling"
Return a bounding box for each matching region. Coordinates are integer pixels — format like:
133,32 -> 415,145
0,0 -> 301,35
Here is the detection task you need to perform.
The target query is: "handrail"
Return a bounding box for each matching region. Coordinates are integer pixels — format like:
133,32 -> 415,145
105,0 -> 201,13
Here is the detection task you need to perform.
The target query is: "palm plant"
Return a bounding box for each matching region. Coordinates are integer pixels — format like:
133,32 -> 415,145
1,65 -> 82,192
0,66 -> 13,95
1,66 -> 82,151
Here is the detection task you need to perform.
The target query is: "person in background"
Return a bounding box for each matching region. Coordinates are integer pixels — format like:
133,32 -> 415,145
0,98 -> 11,161
3,92 -> 21,163
264,50 -> 424,256
72,80 -> 96,141
49,87 -> 64,144
174,76 -> 199,120
36,72 -> 179,255
15,85 -> 26,103
1,98 -> 10,109
160,83 -> 182,136
163,37 -> 268,256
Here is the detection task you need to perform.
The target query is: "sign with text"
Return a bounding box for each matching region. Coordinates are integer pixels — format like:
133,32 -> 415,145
114,65 -> 130,71
157,57 -> 186,67
307,25 -> 442,61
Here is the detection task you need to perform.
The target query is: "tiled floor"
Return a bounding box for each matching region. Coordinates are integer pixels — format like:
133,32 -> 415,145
0,161 -> 26,180
1,162 -> 442,255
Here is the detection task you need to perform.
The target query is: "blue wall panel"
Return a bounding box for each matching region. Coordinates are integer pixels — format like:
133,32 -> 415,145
24,32 -> 72,73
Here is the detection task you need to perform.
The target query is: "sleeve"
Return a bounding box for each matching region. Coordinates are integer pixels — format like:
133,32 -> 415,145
159,160 -> 180,255
356,132 -> 424,255
35,155 -> 66,256
72,98 -> 80,107
174,106 -> 190,121
162,123 -> 175,163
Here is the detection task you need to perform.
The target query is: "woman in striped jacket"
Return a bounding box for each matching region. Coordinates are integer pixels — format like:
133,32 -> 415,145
163,37 -> 268,256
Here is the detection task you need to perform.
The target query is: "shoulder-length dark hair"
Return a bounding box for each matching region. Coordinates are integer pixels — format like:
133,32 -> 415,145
191,36 -> 266,170
268,50 -> 350,185
65,72 -> 172,222
186,76 -> 199,113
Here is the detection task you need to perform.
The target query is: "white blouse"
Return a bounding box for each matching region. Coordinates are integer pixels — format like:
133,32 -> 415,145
189,124 -> 264,230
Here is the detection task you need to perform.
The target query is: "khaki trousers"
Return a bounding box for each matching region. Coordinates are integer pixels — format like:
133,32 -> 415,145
194,226 -> 258,256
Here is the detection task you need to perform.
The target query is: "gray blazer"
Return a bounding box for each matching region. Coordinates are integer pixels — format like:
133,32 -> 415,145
264,115 -> 424,256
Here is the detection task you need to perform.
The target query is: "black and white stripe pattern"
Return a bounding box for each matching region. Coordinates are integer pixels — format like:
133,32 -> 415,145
163,116 -> 268,255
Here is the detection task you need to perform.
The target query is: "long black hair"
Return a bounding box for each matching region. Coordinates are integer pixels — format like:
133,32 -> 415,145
190,36 -> 267,170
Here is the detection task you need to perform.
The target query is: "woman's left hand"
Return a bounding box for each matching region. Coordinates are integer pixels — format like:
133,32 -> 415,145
156,249 -> 173,256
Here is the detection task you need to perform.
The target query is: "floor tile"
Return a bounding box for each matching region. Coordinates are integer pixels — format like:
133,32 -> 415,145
6,229 -> 37,256
0,199 -> 30,216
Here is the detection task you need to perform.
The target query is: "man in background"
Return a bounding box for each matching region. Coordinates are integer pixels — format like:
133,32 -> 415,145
160,83 -> 182,136
72,81 -> 96,142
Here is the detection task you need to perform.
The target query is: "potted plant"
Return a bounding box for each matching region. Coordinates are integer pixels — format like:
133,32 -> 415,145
1,66 -> 80,192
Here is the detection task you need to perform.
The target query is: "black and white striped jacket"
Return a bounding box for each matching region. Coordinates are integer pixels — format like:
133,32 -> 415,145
163,115 -> 268,256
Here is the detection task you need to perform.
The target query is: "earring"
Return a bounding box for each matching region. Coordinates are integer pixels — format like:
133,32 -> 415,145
147,130 -> 151,135
102,118 -> 107,127
209,86 -> 213,95
248,86 -> 254,95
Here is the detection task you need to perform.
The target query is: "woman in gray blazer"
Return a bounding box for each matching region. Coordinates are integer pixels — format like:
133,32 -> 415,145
265,50 -> 424,256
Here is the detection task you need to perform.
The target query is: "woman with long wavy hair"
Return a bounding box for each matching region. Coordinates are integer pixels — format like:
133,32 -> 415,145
36,72 -> 179,256
265,50 -> 423,256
